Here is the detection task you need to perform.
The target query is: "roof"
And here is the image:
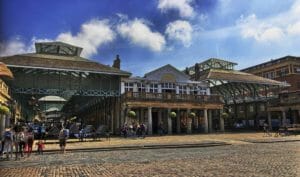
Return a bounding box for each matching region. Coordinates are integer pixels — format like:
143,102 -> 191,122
39,96 -> 66,102
199,58 -> 237,66
0,53 -> 131,76
144,64 -> 190,79
199,69 -> 290,86
0,62 -> 13,79
241,55 -> 300,72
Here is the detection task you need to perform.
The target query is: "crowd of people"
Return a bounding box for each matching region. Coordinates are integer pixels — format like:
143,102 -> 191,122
0,125 -> 35,160
0,123 -> 70,160
121,122 -> 147,138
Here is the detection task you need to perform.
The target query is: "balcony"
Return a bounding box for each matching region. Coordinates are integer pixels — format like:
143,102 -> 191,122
122,91 -> 222,104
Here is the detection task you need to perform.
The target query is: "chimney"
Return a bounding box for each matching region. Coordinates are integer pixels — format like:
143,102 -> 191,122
112,54 -> 121,69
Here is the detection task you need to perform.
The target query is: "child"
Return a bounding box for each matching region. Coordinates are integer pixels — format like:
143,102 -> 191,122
36,140 -> 44,155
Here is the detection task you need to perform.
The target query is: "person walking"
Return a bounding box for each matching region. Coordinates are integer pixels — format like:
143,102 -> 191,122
58,127 -> 68,154
26,129 -> 34,157
3,128 -> 13,160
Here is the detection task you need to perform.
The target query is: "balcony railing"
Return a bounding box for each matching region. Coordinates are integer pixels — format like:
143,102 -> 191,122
122,91 -> 222,104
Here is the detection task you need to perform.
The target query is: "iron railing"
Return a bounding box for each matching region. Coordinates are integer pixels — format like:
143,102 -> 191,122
122,91 -> 222,104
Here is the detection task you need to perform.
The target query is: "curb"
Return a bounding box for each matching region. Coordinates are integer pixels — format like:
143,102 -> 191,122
241,139 -> 300,144
41,142 -> 231,154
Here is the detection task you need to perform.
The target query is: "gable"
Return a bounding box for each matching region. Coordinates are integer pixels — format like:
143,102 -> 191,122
144,64 -> 190,82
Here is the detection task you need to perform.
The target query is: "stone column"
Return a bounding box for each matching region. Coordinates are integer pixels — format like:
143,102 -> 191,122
208,110 -> 213,133
219,109 -> 225,132
148,107 -> 152,135
176,109 -> 181,134
204,109 -> 208,133
267,111 -> 272,130
115,98 -> 120,133
0,114 -> 5,136
120,106 -> 125,126
282,110 -> 287,126
187,109 -> 192,134
167,108 -> 172,135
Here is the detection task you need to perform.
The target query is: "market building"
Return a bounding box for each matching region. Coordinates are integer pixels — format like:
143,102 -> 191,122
0,42 -> 131,133
185,58 -> 289,130
241,56 -> 300,128
121,64 -> 223,135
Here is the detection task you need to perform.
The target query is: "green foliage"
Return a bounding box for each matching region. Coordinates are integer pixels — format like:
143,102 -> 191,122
189,112 -> 196,118
169,111 -> 176,118
128,110 -> 136,118
221,112 -> 229,119
0,105 -> 10,115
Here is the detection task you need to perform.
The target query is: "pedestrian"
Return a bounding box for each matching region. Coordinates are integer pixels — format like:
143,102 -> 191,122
263,121 -> 271,137
3,128 -> 13,160
26,129 -> 34,157
14,129 -> 25,160
36,140 -> 44,155
58,127 -> 68,154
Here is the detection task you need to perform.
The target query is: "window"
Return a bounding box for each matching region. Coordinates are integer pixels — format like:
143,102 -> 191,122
125,82 -> 134,92
178,85 -> 187,94
294,65 -> 300,74
249,105 -> 254,112
149,84 -> 158,93
137,83 -> 146,92
276,67 -> 289,77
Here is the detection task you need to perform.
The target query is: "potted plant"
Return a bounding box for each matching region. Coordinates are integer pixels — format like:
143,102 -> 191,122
0,105 -> 10,115
221,112 -> 229,119
169,111 -> 176,118
188,112 -> 196,118
127,110 -> 136,118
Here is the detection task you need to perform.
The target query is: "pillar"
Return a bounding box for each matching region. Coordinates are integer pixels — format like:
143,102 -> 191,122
176,109 -> 181,134
282,110 -> 287,126
267,111 -> 272,130
148,107 -> 152,135
220,109 -> 225,132
167,108 -> 172,135
204,109 -> 208,133
208,110 -> 213,133
0,114 -> 5,136
187,109 -> 192,134
120,106 -> 125,126
115,98 -> 120,133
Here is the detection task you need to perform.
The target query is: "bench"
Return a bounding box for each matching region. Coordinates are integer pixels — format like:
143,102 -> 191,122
287,124 -> 300,135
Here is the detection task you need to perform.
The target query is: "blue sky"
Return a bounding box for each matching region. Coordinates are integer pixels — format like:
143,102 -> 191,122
1,0 -> 300,76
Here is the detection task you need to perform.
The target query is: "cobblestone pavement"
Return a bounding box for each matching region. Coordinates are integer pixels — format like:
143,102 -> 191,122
0,141 -> 299,177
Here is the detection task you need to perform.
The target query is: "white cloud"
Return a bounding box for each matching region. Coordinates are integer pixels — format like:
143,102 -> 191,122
0,39 -> 28,57
158,0 -> 194,18
117,19 -> 166,52
0,19 -> 115,58
57,19 -> 115,57
165,20 -> 193,47
287,22 -> 300,36
236,0 -> 300,43
238,14 -> 284,43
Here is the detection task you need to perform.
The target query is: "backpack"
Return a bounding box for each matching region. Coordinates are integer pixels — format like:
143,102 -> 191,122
4,131 -> 12,140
